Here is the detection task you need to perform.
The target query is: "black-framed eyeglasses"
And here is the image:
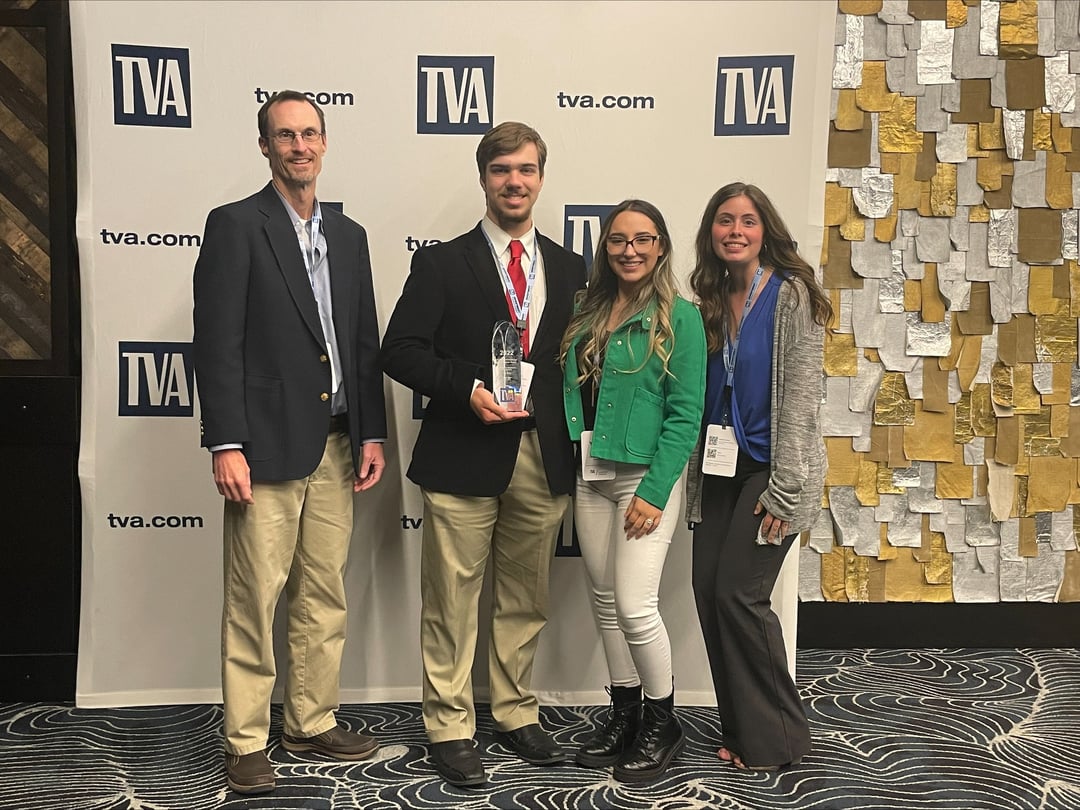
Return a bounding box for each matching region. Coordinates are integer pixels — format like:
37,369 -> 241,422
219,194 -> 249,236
270,128 -> 323,144
606,234 -> 659,251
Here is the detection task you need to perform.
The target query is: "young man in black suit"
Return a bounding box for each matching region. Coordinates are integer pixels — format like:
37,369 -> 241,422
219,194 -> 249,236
382,121 -> 587,787
193,90 -> 386,795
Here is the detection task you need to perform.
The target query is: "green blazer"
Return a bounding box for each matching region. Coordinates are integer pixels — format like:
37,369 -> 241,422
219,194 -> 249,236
563,296 -> 706,509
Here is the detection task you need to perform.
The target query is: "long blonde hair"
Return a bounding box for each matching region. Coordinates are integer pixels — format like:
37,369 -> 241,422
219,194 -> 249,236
559,199 -> 679,385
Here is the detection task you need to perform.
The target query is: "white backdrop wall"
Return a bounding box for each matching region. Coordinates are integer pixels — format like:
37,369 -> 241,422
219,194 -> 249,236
72,0 -> 836,707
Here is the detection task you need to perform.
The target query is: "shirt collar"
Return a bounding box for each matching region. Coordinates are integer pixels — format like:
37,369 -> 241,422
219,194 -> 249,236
272,184 -> 322,230
600,297 -> 658,335
481,216 -> 536,260
620,298 -> 658,328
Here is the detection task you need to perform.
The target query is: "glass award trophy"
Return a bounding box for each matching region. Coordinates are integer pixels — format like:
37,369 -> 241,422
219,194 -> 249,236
492,321 -> 523,411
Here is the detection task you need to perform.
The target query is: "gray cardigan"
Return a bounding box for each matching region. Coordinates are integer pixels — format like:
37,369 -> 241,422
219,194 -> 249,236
684,277 -> 825,535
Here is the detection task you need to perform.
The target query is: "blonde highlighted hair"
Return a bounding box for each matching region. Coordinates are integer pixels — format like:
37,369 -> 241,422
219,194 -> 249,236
559,199 -> 679,385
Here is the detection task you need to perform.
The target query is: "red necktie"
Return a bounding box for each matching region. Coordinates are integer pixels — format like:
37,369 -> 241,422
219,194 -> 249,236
507,239 -> 529,354
508,239 -> 526,302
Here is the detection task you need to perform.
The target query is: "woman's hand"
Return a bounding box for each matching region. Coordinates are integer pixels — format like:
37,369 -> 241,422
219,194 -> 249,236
753,502 -> 789,545
624,496 -> 662,539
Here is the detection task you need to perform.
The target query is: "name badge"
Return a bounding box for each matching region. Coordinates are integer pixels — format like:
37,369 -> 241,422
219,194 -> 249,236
701,424 -> 738,477
581,430 -> 616,481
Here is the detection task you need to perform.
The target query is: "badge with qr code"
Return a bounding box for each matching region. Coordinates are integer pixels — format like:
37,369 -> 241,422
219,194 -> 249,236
701,424 -> 738,477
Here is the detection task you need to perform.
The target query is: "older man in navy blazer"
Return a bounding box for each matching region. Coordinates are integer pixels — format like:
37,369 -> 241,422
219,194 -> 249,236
193,90 -> 386,795
382,121 -> 587,787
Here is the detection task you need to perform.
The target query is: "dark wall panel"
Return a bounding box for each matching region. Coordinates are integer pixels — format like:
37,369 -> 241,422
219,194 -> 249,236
0,0 -> 79,701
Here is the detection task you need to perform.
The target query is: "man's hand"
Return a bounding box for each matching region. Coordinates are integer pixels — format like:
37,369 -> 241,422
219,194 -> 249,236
355,442 -> 385,492
213,449 -> 254,504
470,382 -> 531,424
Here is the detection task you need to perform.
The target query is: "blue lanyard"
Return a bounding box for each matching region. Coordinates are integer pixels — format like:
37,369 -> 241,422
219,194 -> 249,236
482,229 -> 539,331
722,265 -> 766,381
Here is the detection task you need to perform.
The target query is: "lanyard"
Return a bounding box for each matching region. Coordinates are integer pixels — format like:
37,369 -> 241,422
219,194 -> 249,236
482,229 -> 539,331
296,207 -> 341,394
297,207 -> 322,279
722,265 -> 766,380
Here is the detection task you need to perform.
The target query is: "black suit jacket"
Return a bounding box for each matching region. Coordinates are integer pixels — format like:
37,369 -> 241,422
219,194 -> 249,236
381,223 -> 587,497
193,182 -> 386,481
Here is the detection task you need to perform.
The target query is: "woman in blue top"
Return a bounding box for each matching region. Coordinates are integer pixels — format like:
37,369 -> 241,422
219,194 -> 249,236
686,183 -> 831,771
560,199 -> 705,784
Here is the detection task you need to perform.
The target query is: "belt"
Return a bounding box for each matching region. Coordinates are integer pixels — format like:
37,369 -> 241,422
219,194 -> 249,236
518,417 -> 536,431
329,412 -> 349,434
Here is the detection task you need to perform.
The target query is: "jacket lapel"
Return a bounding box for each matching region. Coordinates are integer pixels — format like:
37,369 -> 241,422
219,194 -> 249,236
464,224 -> 513,323
529,232 -> 574,360
257,183 -> 325,349
322,211 -> 353,375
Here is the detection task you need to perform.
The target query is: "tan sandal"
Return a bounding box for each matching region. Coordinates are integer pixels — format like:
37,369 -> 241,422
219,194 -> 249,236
733,755 -> 802,772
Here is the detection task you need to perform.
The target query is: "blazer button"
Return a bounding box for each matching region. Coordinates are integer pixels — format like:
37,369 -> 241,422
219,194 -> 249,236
320,354 -> 329,363
606,402 -> 613,408
617,340 -> 623,345
571,416 -> 577,422
320,392 -> 329,401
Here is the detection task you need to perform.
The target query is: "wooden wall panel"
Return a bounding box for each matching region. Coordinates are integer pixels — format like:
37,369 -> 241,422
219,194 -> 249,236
0,17 -> 49,360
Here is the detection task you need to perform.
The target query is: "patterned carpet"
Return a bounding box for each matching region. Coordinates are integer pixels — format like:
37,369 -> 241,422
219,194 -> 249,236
2,649 -> 1079,810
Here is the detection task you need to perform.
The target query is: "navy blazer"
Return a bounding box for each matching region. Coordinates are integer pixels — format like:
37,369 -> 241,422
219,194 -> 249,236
193,182 -> 386,481
381,223 -> 587,497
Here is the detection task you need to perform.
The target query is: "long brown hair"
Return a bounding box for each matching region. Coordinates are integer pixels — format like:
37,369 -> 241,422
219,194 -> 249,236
559,199 -> 678,385
689,182 -> 831,353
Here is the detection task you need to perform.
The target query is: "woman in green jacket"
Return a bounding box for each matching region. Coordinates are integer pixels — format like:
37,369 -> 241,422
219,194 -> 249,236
560,199 -> 705,784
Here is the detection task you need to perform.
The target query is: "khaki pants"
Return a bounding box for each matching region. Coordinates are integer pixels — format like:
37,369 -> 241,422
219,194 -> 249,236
420,431 -> 570,743
221,432 -> 354,755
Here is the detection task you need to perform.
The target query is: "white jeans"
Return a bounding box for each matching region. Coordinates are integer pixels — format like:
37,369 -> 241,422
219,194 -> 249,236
574,464 -> 682,700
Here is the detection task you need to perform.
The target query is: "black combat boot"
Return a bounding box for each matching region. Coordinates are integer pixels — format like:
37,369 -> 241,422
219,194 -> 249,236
612,690 -> 684,783
575,684 -> 642,768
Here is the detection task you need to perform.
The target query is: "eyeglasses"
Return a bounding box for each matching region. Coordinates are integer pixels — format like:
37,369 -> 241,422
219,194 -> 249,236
606,234 -> 659,251
270,128 -> 323,144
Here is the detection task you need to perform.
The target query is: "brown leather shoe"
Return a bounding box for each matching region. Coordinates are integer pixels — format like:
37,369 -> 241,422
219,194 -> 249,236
281,723 -> 379,761
224,750 -> 275,794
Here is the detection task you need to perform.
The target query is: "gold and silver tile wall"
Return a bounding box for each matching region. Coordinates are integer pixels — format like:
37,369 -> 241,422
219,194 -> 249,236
803,0 -> 1080,603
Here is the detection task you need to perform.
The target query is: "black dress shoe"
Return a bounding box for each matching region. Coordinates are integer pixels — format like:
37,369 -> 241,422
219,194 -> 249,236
429,739 -> 486,787
496,723 -> 566,765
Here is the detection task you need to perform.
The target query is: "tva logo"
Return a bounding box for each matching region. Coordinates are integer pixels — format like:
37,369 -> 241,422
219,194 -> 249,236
417,56 -> 493,134
112,44 -> 191,128
714,55 -> 793,136
563,205 -> 616,268
118,341 -> 193,416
